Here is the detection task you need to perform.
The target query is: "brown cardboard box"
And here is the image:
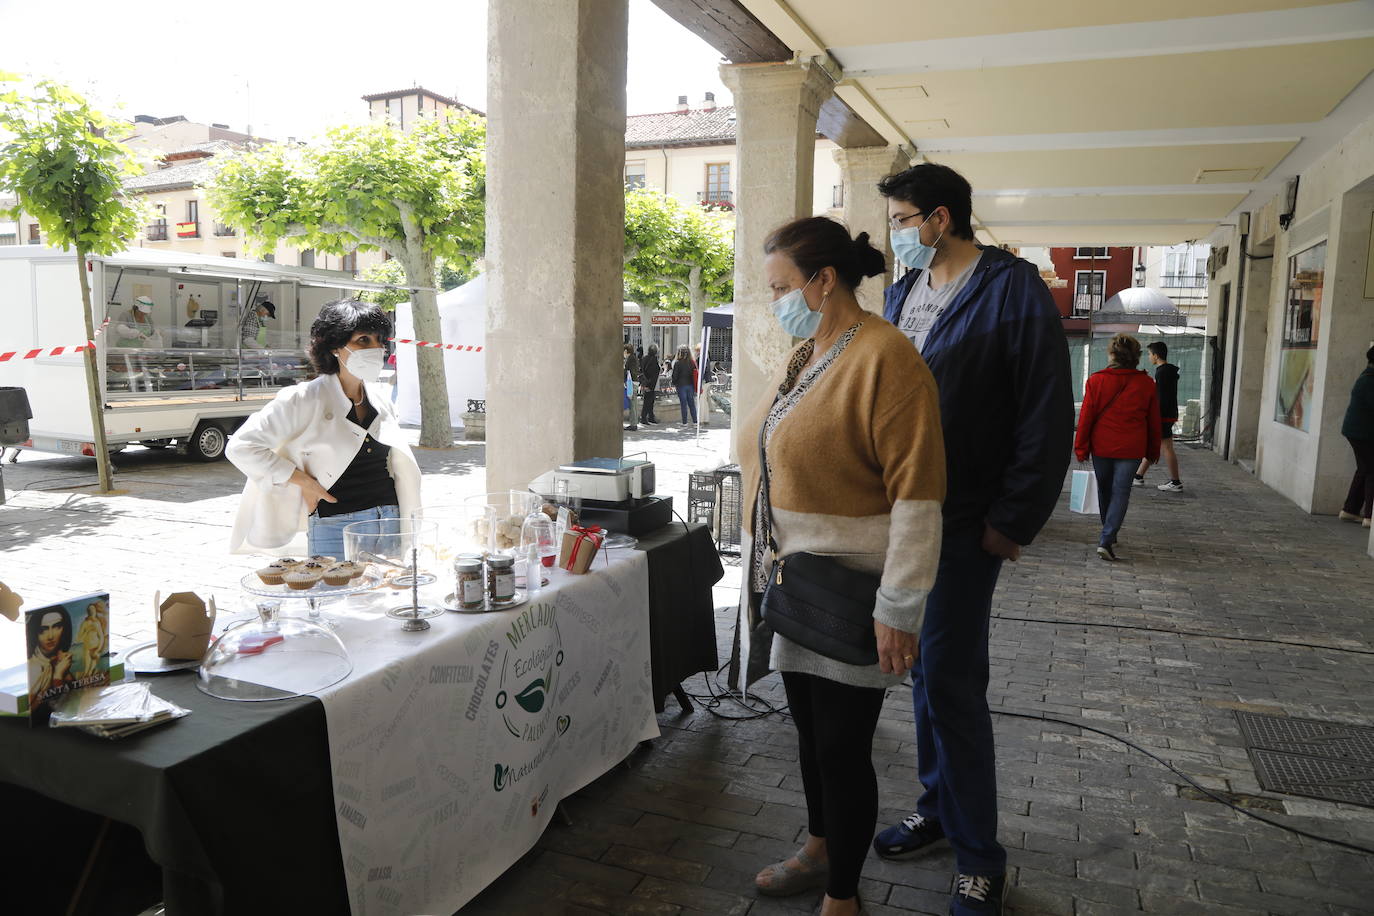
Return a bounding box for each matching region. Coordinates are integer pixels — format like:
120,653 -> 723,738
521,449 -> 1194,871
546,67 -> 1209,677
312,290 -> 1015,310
155,591 -> 217,660
0,582 -> 21,622
557,527 -> 604,575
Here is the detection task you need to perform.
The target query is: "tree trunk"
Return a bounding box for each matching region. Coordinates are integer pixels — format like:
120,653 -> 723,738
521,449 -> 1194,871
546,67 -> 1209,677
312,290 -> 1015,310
688,265 -> 705,349
74,246 -> 114,492
400,245 -> 452,448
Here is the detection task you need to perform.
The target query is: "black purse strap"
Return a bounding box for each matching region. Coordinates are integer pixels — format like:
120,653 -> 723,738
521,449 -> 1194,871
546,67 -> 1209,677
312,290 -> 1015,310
757,395 -> 781,556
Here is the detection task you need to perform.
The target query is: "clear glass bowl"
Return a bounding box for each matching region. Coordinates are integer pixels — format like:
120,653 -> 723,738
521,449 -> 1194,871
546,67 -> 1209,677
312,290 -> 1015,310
197,600 -> 352,701
462,490 -> 542,555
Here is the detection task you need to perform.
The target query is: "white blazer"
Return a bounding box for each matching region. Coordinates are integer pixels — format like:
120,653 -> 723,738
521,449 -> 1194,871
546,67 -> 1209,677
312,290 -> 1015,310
226,374 -> 421,554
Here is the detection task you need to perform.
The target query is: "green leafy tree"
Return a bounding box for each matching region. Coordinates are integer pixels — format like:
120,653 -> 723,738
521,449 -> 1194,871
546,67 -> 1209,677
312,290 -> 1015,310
0,77 -> 146,492
358,257 -> 476,312
209,114 -> 485,447
623,189 -> 733,344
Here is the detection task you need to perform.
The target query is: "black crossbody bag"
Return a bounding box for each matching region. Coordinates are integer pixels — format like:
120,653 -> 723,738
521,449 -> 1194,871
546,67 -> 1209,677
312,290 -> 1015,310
757,410 -> 880,666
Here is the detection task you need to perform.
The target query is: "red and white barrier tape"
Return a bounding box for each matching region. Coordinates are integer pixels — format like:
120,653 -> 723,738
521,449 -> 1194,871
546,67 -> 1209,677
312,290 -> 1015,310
0,318 -> 110,363
390,336 -> 482,353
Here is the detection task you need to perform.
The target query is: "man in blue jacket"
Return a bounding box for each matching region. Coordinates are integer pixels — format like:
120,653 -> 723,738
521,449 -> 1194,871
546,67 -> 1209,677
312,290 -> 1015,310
873,163 -> 1073,916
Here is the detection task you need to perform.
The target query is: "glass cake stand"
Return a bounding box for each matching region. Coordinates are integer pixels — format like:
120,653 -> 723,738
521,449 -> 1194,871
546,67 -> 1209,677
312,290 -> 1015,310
239,572 -> 381,629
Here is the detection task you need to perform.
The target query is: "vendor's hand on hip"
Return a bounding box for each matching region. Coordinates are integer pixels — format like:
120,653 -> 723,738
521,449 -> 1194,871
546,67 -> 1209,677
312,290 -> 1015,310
290,469 -> 336,514
875,621 -> 917,674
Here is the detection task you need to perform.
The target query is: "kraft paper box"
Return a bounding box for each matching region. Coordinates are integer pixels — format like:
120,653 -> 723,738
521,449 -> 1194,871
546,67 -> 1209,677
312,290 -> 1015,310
557,528 -> 603,575
155,591 -> 217,660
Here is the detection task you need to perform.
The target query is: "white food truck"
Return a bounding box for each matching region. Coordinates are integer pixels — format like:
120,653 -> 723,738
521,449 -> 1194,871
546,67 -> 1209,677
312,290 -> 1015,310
0,247 -> 396,461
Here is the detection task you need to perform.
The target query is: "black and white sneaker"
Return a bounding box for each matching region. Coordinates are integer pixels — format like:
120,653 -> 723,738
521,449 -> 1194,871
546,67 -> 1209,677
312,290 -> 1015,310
949,873 -> 1007,915
873,812 -> 947,859
1157,480 -> 1184,492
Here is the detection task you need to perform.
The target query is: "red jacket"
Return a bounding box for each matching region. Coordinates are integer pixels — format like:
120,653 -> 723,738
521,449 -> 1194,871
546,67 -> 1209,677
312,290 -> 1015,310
1075,367 -> 1161,463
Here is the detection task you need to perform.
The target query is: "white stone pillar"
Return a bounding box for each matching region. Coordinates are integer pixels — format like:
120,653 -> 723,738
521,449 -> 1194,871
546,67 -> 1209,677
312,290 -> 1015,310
834,145 -> 912,313
485,0 -> 628,492
720,60 -> 834,458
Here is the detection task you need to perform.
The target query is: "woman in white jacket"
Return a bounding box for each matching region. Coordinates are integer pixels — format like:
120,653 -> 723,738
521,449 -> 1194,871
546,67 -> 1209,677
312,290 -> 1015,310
227,299 -> 420,557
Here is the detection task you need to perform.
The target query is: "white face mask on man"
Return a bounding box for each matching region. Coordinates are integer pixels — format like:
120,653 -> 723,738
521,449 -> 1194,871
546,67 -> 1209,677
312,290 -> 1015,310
339,346 -> 385,383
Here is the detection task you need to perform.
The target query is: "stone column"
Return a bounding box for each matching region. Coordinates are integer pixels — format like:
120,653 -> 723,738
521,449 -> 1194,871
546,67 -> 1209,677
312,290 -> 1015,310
485,0 -> 628,492
720,59 -> 834,458
834,145 -> 912,313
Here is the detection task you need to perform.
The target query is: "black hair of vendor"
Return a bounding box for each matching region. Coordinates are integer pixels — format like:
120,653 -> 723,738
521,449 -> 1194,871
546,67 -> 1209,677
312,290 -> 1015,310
309,299 -> 392,375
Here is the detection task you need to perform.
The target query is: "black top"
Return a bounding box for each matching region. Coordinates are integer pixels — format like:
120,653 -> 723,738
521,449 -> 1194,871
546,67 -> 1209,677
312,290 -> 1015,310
623,352 -> 640,384
671,358 -> 696,387
640,353 -> 660,387
1153,363 -> 1180,421
315,399 -> 398,517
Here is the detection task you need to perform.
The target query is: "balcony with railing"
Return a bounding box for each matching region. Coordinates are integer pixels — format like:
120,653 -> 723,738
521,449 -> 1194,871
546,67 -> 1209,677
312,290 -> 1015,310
697,190 -> 733,210
146,222 -> 168,241
1160,273 -> 1207,288
213,223 -> 237,237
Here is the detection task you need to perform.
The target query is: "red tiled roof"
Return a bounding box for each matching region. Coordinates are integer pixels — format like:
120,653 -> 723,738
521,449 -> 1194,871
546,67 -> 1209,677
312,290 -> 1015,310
625,106 -> 736,148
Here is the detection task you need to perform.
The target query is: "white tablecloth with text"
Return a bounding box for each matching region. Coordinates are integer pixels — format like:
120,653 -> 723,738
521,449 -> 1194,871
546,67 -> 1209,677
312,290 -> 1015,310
312,550 -> 657,915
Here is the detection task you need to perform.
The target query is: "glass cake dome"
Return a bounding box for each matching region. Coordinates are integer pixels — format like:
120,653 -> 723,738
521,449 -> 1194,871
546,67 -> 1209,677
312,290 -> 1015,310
197,600 -> 352,701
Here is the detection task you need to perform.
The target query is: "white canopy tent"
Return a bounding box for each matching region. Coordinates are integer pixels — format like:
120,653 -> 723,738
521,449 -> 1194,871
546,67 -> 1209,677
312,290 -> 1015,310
394,273 -> 488,429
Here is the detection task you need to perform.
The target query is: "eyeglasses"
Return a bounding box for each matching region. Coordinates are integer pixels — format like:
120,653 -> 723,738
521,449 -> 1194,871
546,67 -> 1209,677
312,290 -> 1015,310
889,211 -> 925,231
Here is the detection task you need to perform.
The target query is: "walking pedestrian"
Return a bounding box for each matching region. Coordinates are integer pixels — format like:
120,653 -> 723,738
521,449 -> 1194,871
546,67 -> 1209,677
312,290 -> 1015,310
639,345 -> 661,425
1339,344 -> 1374,528
872,163 -> 1074,916
694,344 -> 713,425
1134,341 -> 1183,491
738,216 -> 945,916
622,344 -> 639,431
672,345 -> 698,424
1075,333 -> 1161,561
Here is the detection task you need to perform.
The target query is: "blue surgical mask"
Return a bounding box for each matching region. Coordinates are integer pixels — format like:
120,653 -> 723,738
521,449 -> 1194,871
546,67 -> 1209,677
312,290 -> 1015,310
771,272 -> 822,339
892,214 -> 943,271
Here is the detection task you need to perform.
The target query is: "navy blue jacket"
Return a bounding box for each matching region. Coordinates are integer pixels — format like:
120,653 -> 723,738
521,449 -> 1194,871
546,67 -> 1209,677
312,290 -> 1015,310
884,247 -> 1073,544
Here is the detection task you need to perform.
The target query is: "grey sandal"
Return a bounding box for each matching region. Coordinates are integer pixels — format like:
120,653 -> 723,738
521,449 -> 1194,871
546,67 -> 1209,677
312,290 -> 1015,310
755,847 -> 829,897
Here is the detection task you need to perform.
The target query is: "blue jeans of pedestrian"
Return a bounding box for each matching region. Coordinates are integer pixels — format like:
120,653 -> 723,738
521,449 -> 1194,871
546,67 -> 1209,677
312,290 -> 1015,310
676,385 -> 697,423
1091,457 -> 1138,548
912,526 -> 1006,875
307,504 -> 400,559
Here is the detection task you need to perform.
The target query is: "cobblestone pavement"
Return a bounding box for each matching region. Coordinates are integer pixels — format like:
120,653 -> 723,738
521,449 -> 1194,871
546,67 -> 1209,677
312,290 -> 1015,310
3,435 -> 1373,914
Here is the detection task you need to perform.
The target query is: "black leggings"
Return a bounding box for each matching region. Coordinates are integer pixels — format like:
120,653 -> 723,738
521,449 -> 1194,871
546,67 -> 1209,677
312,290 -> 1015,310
1345,437 -> 1374,518
782,671 -> 887,900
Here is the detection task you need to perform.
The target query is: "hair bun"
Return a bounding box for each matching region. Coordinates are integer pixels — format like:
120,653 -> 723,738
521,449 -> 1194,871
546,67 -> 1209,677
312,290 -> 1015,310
852,231 -> 887,278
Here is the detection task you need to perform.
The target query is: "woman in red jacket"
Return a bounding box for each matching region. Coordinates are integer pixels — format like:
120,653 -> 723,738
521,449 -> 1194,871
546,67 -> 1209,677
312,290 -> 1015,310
1074,334 -> 1161,561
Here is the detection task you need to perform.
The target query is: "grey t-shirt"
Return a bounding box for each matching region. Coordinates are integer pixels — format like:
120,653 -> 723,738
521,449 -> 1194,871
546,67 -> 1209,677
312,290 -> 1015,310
896,254 -> 981,353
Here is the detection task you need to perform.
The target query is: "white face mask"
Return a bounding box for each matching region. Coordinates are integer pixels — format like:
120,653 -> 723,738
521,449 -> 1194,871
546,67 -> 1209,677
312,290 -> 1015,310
340,346 -> 385,383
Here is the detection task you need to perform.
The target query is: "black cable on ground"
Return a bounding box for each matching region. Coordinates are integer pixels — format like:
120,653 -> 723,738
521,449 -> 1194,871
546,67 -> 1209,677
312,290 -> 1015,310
669,507 -> 789,722
994,708 -> 1374,857
992,614 -> 1374,657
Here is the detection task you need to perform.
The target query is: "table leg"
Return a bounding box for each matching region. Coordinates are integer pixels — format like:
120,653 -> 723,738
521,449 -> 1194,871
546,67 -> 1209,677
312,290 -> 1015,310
671,684 -> 694,714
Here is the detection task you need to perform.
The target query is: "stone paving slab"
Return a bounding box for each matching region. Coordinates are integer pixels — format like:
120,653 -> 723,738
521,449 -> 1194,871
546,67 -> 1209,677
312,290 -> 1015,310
3,435 -> 1374,914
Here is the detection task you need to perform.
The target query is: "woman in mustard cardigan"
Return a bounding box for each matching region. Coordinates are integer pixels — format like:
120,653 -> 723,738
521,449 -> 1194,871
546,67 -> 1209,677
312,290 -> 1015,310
738,217 -> 946,916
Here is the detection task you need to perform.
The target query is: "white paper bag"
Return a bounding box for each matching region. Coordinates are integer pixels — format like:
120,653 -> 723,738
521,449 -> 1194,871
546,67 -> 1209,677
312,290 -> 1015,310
1069,469 -> 1098,515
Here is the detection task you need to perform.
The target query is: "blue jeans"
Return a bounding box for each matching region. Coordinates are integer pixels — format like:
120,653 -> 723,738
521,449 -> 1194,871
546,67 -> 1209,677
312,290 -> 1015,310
912,527 -> 1005,875
307,504 -> 400,558
676,385 -> 698,423
1091,457 -> 1138,548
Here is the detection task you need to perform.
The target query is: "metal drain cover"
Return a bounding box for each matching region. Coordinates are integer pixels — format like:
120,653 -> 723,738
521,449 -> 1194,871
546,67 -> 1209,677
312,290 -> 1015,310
1247,750 -> 1374,808
1235,712 -> 1374,809
1234,712 -> 1374,763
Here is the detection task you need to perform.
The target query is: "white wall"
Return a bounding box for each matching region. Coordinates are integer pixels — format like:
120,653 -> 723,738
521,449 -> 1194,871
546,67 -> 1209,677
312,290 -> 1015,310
1243,109 -> 1374,517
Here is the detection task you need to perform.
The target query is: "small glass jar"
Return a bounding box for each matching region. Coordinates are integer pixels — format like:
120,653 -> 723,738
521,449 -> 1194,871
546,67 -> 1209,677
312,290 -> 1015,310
454,557 -> 484,610
486,555 -> 516,604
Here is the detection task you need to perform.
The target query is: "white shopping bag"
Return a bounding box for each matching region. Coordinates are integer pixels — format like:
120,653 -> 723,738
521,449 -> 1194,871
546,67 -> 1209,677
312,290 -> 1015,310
1069,469 -> 1098,514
